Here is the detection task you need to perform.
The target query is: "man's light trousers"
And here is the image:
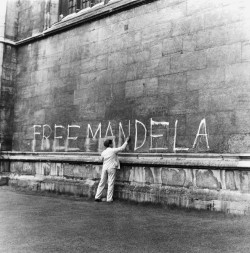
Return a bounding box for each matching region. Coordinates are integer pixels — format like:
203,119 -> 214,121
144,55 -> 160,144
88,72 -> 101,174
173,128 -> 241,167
95,167 -> 116,202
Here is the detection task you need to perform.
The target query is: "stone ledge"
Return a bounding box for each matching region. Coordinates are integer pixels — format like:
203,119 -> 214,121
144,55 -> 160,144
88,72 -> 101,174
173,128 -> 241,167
1,151 -> 250,169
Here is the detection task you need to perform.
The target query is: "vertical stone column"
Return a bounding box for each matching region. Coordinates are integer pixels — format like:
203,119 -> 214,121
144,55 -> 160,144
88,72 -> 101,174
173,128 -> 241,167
0,0 -> 7,80
0,0 -> 7,150
0,0 -> 16,151
44,0 -> 60,30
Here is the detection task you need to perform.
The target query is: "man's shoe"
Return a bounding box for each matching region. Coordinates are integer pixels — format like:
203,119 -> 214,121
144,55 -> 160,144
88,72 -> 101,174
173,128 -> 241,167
95,198 -> 102,202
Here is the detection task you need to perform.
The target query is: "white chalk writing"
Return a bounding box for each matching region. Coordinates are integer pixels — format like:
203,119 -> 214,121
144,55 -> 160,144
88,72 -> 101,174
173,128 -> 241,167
32,118 -> 210,152
150,118 -> 169,150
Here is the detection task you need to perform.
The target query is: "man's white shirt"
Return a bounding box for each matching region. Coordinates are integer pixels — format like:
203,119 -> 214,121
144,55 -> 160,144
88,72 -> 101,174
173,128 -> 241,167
101,141 -> 128,170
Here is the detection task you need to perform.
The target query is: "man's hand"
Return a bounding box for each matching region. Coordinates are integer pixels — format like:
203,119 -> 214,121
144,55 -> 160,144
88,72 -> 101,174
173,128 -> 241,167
126,136 -> 131,143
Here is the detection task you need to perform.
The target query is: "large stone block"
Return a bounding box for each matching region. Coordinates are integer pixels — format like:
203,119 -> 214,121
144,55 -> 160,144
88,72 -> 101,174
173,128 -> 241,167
109,67 -> 127,84
0,161 -> 10,172
234,90 -> 250,110
35,162 -> 44,175
187,67 -> 225,90
206,43 -> 241,67
198,88 -> 236,112
127,48 -> 151,64
22,162 -> 35,175
116,166 -> 131,182
157,2 -> 186,23
42,163 -> 51,176
171,51 -> 206,73
182,34 -> 197,52
33,109 -> 45,125
162,36 -> 182,55
158,72 -> 187,94
56,163 -> 64,177
150,57 -> 171,77
123,31 -> 142,50
172,14 -> 204,36
161,168 -> 185,187
108,51 -> 128,68
196,20 -> 250,50
150,42 -> 163,60
141,22 -> 172,44
225,62 -> 250,86
196,170 -> 220,190
186,90 -> 199,113
149,167 -> 162,185
168,93 -> 187,114
205,111 -> 236,135
241,171 -> 250,193
234,110 -> 250,134
156,0 -> 185,9
228,134 -> 250,153
187,0 -> 237,15
129,167 -> 146,185
128,11 -> 158,31
80,58 -> 96,74
95,54 -> 108,71
204,5 -> 243,29
10,162 -> 23,174
242,41 -> 250,62
196,26 -> 228,50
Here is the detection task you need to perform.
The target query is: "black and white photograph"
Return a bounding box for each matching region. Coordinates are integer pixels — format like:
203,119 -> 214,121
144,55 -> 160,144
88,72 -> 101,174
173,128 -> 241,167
0,0 -> 250,252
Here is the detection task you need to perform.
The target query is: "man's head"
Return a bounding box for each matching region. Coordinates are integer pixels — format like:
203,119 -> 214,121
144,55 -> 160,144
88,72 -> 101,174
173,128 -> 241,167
104,139 -> 113,148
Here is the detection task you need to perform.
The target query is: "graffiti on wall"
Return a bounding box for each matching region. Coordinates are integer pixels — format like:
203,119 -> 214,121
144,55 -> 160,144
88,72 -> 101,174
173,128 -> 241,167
32,118 -> 209,152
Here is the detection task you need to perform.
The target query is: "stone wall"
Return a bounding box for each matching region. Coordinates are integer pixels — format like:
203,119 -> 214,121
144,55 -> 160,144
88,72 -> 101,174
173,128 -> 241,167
11,0 -> 250,154
5,0 -> 18,41
2,0 -> 250,214
17,0 -> 59,40
0,44 -> 16,150
1,152 -> 250,214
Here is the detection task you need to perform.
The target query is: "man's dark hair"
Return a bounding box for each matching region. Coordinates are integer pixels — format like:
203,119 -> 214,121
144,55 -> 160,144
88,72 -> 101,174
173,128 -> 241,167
104,139 -> 112,147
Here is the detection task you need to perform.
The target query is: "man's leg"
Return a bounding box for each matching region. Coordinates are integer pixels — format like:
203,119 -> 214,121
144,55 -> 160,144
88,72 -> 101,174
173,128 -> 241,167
95,168 -> 107,200
107,168 -> 116,202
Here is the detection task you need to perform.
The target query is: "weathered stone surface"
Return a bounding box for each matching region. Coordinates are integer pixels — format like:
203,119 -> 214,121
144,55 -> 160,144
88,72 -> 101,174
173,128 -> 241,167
0,0 -> 249,155
242,41 -> 250,62
158,72 -> 187,94
0,161 -> 10,172
225,62 -> 250,86
172,14 -> 204,36
162,37 -> 182,55
35,162 -> 44,175
196,170 -> 220,190
204,5 -> 243,29
10,162 -> 23,174
206,43 -> 241,67
228,134 -> 250,154
3,156 -> 250,213
129,167 -> 146,185
187,67 -> 225,91
161,168 -> 185,187
170,51 -> 206,73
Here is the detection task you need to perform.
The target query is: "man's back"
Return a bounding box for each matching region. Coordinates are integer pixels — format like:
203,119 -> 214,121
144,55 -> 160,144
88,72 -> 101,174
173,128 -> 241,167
101,141 -> 128,170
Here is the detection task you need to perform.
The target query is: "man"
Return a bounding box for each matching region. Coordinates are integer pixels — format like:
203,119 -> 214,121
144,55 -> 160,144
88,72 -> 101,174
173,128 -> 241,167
95,136 -> 130,203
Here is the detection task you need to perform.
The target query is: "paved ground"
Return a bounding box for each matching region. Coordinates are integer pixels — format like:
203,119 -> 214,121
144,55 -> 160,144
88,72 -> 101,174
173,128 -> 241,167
0,188 -> 250,253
